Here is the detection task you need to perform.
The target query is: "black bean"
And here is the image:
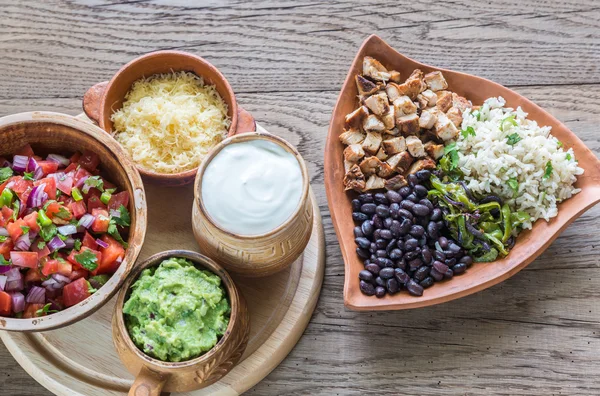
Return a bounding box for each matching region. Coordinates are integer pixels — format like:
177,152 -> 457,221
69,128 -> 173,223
436,220 -> 444,230
383,217 -> 393,229
405,238 -> 419,251
427,222 -> 439,239
400,200 -> 415,211
407,173 -> 419,187
399,186 -> 412,197
445,258 -> 457,267
365,263 -> 380,275
389,249 -> 403,260
460,256 -> 473,267
375,239 -> 387,249
420,276 -> 434,288
404,250 -> 420,261
352,199 -> 361,211
453,263 -> 467,274
414,266 -> 430,281
444,268 -> 454,279
358,193 -> 374,203
376,250 -> 387,258
370,254 -> 376,261
409,225 -> 425,238
354,226 -> 364,238
377,258 -> 394,268
416,170 -> 431,181
375,277 -> 386,287
386,190 -> 402,203
398,219 -> 412,235
414,185 -> 428,198
395,258 -> 407,270
360,280 -> 376,296
373,229 -> 382,240
361,203 -> 377,214
433,261 -> 449,274
379,267 -> 395,279
430,208 -> 442,221
438,236 -> 449,249
376,204 -> 390,218
434,250 -> 446,262
374,193 -> 388,205
386,239 -> 397,254
353,212 -> 369,222
363,259 -> 371,266
375,286 -> 386,298
418,237 -> 428,247
394,268 -> 410,284
419,198 -> 433,211
389,203 -> 400,219
387,278 -> 400,294
355,237 -> 371,249
430,268 -> 444,281
406,280 -> 424,296
359,270 -> 374,283
361,220 -> 374,236
406,193 -> 419,203
372,215 -> 384,229
396,239 -> 405,250
421,249 -> 433,264
380,229 -> 393,240
390,220 -> 402,237
408,258 -> 423,270
448,243 -> 462,254
411,204 -> 430,217
398,209 -> 414,221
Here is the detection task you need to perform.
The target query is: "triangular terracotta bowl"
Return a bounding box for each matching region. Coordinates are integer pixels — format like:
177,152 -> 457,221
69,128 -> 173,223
325,35 -> 600,311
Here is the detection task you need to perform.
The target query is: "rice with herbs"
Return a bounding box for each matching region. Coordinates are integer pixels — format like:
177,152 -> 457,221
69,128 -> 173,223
456,96 -> 583,229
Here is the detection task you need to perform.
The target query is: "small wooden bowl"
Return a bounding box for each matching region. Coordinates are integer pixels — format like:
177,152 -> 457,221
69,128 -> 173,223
82,50 -> 257,187
192,132 -> 314,277
112,250 -> 250,395
0,111 -> 147,331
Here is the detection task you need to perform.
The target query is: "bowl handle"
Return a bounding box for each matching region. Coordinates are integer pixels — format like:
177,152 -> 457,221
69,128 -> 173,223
235,106 -> 256,134
128,366 -> 168,396
83,81 -> 109,125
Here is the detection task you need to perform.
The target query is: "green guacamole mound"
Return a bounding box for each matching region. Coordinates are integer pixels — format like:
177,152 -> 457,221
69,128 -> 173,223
123,257 -> 230,362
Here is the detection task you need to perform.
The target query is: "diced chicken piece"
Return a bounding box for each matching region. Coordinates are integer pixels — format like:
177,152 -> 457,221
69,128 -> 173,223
381,106 -> 395,129
389,71 -> 402,83
393,95 -> 417,116
339,128 -> 365,145
343,164 -> 366,192
385,83 -> 401,102
395,151 -> 414,173
345,106 -> 369,129
396,69 -> 426,100
355,74 -> 379,97
363,56 -> 391,82
406,158 -> 437,175
436,91 -> 453,113
446,107 -> 463,129
397,113 -> 420,136
386,127 -> 401,136
416,94 -> 428,110
434,112 -> 459,141
364,175 -> 386,191
424,71 -> 448,92
377,162 -> 395,178
361,131 -> 382,155
406,136 -> 426,158
359,156 -> 383,176
343,144 -> 365,163
452,93 -> 472,112
386,153 -> 403,169
344,159 -> 354,173
421,89 -> 437,107
382,136 -> 406,155
364,92 -> 389,116
375,147 -> 388,161
418,109 -> 437,130
362,114 -> 386,132
385,174 -> 407,190
423,141 -> 444,160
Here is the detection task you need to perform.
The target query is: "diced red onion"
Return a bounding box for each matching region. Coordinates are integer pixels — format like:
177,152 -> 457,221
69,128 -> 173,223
28,231 -> 38,241
34,166 -> 44,180
52,273 -> 71,284
15,233 -> 31,251
42,278 -> 65,291
18,200 -> 26,217
26,286 -> 46,304
78,214 -> 95,229
41,278 -> 58,288
1,159 -> 11,168
58,224 -> 77,236
26,184 -> 48,208
47,236 -> 66,252
6,267 -> 21,282
0,227 -> 8,237
12,155 -> 28,172
5,279 -> 23,292
47,154 -> 70,166
75,175 -> 89,189
64,237 -> 75,249
0,265 -> 10,275
10,292 -> 25,313
96,238 -> 109,249
27,157 -> 38,172
47,298 -> 63,312
0,275 -> 6,291
109,209 -> 120,218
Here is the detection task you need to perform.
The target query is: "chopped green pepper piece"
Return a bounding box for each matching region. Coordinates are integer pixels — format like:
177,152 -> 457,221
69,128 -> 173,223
0,188 -> 14,208
501,204 -> 512,243
100,190 -> 112,205
71,187 -> 83,202
37,209 -> 53,227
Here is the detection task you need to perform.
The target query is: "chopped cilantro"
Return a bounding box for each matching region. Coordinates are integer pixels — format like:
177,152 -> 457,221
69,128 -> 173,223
461,126 -> 476,139
87,280 -> 97,294
557,141 -> 563,148
57,233 -> 68,241
23,172 -> 34,181
0,235 -> 7,242
443,143 -> 460,170
35,303 -> 58,317
501,115 -> 518,131
20,225 -> 30,234
37,241 -> 46,250
73,239 -> 82,251
507,178 -> 519,195
112,205 -> 131,227
566,153 -> 572,161
107,223 -> 128,248
54,207 -> 72,220
39,223 -> 57,242
84,176 -> 104,192
75,250 -> 98,271
0,167 -> 13,184
543,161 -> 553,179
471,110 -> 481,121
506,133 -> 522,145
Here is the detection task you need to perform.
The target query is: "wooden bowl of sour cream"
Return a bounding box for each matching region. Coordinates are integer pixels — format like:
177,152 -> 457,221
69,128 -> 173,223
112,250 -> 249,394
192,132 -> 313,277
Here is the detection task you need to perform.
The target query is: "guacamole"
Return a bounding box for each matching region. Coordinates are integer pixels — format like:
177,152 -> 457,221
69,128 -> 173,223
123,257 -> 230,362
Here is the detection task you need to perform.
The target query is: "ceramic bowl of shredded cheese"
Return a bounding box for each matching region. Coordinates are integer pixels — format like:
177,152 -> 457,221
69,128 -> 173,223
82,51 -> 257,186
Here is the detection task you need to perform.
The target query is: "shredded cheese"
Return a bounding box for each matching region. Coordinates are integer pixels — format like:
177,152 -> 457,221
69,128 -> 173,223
111,71 -> 231,174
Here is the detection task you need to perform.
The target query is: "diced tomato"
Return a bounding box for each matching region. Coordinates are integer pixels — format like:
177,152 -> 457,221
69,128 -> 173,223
0,239 -> 13,260
91,208 -> 110,233
36,160 -> 59,176
10,177 -> 33,202
108,191 -> 130,211
41,259 -> 59,276
15,144 -> 34,157
68,268 -> 88,281
31,242 -> 50,259
0,206 -> 13,227
45,202 -> 72,222
94,234 -> 125,275
63,277 -> 92,307
10,251 -> 39,269
6,218 -> 27,241
24,268 -> 44,283
67,246 -> 102,271
64,163 -> 78,174
73,167 -> 92,184
0,291 -> 12,316
87,196 -> 106,213
34,177 -> 57,200
82,232 -> 97,249
56,260 -> 72,277
23,303 -> 44,319
68,200 -> 86,219
23,212 -> 40,233
55,174 -> 73,195
104,180 -> 117,191
78,150 -> 100,172
69,151 -> 81,164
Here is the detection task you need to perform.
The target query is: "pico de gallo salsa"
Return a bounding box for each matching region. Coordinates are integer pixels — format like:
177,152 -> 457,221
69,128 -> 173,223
0,144 -> 131,318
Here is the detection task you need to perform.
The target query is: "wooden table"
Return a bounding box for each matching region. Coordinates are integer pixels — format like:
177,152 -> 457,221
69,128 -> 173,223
1,1 -> 600,394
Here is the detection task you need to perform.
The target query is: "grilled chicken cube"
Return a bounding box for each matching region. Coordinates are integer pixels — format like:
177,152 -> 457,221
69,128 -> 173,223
355,74 -> 379,97
385,83 -> 401,102
436,91 -> 453,113
343,144 -> 365,163
393,95 -> 417,116
339,128 -> 365,145
386,127 -> 401,136
406,158 -> 437,175
375,147 -> 388,161
424,71 -> 448,92
446,107 -> 463,129
406,135 -> 426,158
377,162 -> 395,178
345,106 -> 369,129
363,114 -> 386,132
344,159 -> 354,173
395,151 -> 414,173
343,164 -> 366,192
416,94 -> 428,110
364,92 -> 389,116
434,112 -> 459,141
452,93 -> 472,112
418,109 -> 437,129
382,136 -> 406,155
382,106 -> 395,129
363,56 -> 391,82
385,174 -> 408,190
397,69 -> 426,100
361,131 -> 383,155
359,156 -> 383,176
423,141 -> 444,160
397,113 -> 420,136
421,89 -> 437,107
389,70 -> 402,83
364,175 -> 386,191
386,152 -> 404,169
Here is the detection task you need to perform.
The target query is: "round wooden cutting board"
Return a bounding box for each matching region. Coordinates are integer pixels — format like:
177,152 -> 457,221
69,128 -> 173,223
0,121 -> 325,396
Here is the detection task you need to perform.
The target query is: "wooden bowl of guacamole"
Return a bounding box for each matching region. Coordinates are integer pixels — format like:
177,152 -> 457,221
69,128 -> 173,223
112,250 -> 249,394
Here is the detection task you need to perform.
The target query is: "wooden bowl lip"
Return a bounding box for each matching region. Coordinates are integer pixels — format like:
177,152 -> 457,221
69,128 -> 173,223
325,34 -> 600,311
0,111 -> 147,330
113,249 -> 244,370
193,131 -> 310,240
98,50 -> 239,185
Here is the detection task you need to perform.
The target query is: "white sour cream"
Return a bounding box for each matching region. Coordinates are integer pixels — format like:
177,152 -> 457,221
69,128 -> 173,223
201,139 -> 303,235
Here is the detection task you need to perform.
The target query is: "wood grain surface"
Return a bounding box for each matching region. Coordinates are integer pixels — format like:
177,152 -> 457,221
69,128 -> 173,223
1,1 -> 599,395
